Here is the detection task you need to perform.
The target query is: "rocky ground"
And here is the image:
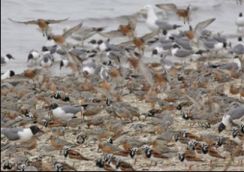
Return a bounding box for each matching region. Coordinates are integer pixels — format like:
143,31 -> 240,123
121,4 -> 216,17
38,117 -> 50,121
1,54 -> 244,171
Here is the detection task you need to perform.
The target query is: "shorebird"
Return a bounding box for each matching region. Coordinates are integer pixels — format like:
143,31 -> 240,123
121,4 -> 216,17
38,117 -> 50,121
236,12 -> 244,33
143,5 -> 181,32
47,22 -> 83,46
8,18 -> 69,37
229,37 -> 244,56
71,26 -> 104,44
218,103 -> 244,132
40,52 -> 54,68
184,18 -> 216,42
208,56 -> 242,71
1,125 -> 43,142
63,146 -> 91,160
99,20 -> 136,38
1,70 -> 15,80
27,50 -> 41,65
156,3 -> 191,24
1,54 -> 14,65
50,104 -> 84,121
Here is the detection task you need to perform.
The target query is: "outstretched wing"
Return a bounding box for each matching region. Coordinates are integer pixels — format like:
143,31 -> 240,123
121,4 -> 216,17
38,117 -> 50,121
63,22 -> 83,39
46,18 -> 69,24
194,18 -> 216,36
141,31 -> 159,42
8,18 -> 38,25
155,3 -> 178,12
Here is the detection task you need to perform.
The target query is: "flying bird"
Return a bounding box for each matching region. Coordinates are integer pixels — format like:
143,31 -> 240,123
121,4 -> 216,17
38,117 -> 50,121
8,18 -> 69,37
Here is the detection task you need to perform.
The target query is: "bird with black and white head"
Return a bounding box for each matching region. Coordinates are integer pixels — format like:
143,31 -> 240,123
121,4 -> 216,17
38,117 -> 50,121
1,125 -> 43,142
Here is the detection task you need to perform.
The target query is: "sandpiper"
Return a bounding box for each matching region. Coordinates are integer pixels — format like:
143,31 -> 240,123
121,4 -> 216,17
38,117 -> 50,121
9,18 -> 69,37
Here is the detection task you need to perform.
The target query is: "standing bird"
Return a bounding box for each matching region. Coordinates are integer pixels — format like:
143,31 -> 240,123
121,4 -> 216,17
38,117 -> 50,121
40,52 -> 54,68
236,12 -> 244,33
218,104 -> 244,132
1,125 -> 43,142
27,50 -> 41,65
1,54 -> 15,65
156,3 -> 191,24
230,37 -> 244,56
50,104 -> 84,121
1,70 -> 15,80
47,22 -> 83,46
8,18 -> 69,37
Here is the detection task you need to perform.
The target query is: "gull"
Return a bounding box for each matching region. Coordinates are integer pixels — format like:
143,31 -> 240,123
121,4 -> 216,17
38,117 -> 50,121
1,125 -> 43,142
229,37 -> 244,56
170,36 -> 193,50
82,58 -> 97,76
155,3 -> 191,24
8,18 -> 69,37
151,37 -> 173,58
1,54 -> 14,65
27,50 -> 41,65
40,52 -> 54,68
218,104 -> 244,132
50,104 -> 84,121
208,56 -> 242,71
171,44 -> 202,58
1,70 -> 15,80
236,12 -> 244,33
200,37 -> 227,52
143,5 -> 181,32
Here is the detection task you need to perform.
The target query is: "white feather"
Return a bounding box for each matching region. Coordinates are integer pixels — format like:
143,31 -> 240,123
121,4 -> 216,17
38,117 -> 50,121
17,128 -> 33,141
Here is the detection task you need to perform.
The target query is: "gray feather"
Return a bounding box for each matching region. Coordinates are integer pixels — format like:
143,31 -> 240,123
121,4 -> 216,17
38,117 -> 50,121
1,128 -> 23,140
62,105 -> 81,114
228,105 -> 244,120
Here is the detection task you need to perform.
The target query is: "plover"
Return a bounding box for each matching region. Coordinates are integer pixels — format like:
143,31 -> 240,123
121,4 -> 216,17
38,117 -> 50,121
1,54 -> 14,65
1,125 -> 43,142
1,70 -> 15,80
8,18 -> 69,37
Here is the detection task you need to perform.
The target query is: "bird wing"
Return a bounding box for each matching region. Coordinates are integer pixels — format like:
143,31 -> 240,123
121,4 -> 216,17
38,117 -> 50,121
194,18 -> 216,37
155,3 -> 178,12
63,22 -> 83,39
8,18 -> 38,25
141,31 -> 159,42
228,106 -> 244,120
46,18 -> 69,24
218,62 -> 238,70
98,30 -> 125,38
1,128 -> 23,140
62,105 -> 81,114
175,49 -> 193,57
232,44 -> 244,54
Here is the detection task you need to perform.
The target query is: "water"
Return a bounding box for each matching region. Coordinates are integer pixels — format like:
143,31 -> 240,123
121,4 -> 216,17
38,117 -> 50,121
1,0 -> 243,74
